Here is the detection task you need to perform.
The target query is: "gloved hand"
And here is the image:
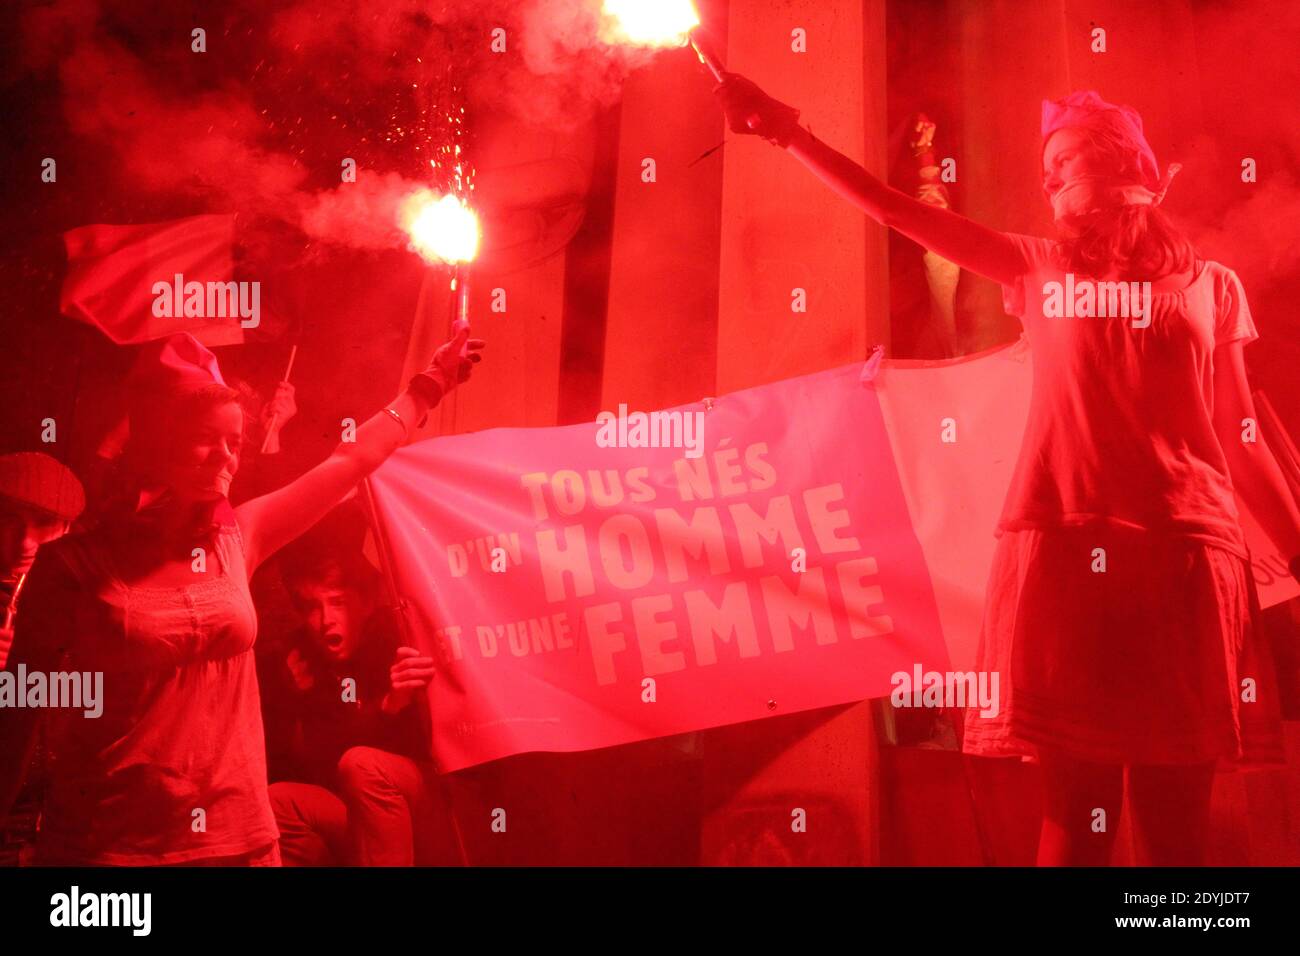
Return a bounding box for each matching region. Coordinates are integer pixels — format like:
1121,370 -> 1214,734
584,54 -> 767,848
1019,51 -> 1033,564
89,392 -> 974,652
408,322 -> 486,406
712,72 -> 802,148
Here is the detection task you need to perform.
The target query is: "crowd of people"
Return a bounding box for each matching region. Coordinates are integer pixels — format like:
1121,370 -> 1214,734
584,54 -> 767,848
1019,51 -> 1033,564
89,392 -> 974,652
2,76 -> 1299,868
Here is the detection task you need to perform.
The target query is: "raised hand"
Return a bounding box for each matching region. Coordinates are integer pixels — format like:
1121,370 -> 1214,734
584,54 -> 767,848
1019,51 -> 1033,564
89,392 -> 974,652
410,323 -> 487,406
712,72 -> 802,147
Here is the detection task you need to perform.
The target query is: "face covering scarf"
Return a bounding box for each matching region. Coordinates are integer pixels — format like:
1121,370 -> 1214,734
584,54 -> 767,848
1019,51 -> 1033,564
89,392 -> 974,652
1041,91 -> 1183,224
1050,164 -> 1183,223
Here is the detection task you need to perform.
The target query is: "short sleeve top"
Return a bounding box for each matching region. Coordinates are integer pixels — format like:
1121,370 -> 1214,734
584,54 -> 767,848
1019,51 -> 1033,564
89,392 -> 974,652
18,522 -> 278,865
996,232 -> 1258,559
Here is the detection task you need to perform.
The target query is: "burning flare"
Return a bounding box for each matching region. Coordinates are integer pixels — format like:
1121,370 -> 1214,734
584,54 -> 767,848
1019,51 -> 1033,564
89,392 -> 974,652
600,0 -> 701,47
401,191 -> 481,264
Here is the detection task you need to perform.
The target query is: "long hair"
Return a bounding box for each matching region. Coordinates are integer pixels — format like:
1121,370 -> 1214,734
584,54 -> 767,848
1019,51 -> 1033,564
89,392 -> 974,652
123,382 -> 250,482
1056,124 -> 1198,281
93,383 -> 251,540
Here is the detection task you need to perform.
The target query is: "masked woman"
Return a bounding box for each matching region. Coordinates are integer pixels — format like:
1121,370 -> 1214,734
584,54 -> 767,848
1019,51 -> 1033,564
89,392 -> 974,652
714,80 -> 1300,865
0,328 -> 482,865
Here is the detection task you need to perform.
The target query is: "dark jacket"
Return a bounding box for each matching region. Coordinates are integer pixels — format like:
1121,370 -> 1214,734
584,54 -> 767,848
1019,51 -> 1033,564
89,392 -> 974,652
260,609 -> 428,787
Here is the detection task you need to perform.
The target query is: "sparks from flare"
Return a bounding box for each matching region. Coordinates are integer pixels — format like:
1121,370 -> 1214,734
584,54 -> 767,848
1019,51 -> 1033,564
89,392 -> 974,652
600,0 -> 701,47
401,191 -> 480,265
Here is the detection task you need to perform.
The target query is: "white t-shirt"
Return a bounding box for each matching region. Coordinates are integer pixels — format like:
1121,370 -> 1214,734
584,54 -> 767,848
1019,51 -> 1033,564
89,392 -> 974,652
997,232 -> 1258,559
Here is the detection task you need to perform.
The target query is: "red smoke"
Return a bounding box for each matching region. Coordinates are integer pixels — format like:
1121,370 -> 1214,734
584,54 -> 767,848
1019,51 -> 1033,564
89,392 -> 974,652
16,0 -> 655,255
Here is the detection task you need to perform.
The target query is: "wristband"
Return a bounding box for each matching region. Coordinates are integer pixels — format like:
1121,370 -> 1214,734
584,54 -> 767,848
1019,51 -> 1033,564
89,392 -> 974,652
407,372 -> 445,408
766,112 -> 802,149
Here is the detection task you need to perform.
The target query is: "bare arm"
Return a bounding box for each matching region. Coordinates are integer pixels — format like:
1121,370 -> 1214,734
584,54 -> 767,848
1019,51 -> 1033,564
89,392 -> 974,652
1213,341 -> 1300,559
236,388 -> 431,574
785,126 -> 1025,287
236,328 -> 484,573
714,73 -> 1026,288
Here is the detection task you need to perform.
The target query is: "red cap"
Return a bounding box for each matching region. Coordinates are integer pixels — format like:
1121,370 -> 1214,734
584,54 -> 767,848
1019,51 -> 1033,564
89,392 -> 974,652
0,452 -> 86,521
125,334 -> 230,454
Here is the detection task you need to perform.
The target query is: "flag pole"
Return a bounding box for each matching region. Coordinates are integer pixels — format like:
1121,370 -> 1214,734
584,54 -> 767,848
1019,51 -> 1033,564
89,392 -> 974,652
259,343 -> 299,455
361,476 -> 471,866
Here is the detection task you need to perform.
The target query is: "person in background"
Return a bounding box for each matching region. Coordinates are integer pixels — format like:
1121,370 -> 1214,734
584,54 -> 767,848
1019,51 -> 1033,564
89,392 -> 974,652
263,513 -> 447,866
0,452 -> 85,866
0,452 -> 85,670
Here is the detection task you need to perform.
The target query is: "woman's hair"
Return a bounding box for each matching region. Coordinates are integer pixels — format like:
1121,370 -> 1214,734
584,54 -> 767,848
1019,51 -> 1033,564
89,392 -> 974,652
88,383 -> 252,534
80,382 -> 245,542
1056,124 -> 1198,281
124,381 -> 253,480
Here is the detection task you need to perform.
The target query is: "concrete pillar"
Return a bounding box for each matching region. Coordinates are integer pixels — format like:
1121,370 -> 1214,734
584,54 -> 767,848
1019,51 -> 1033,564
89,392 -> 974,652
701,0 -> 889,866
601,43 -> 725,411
715,0 -> 888,394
